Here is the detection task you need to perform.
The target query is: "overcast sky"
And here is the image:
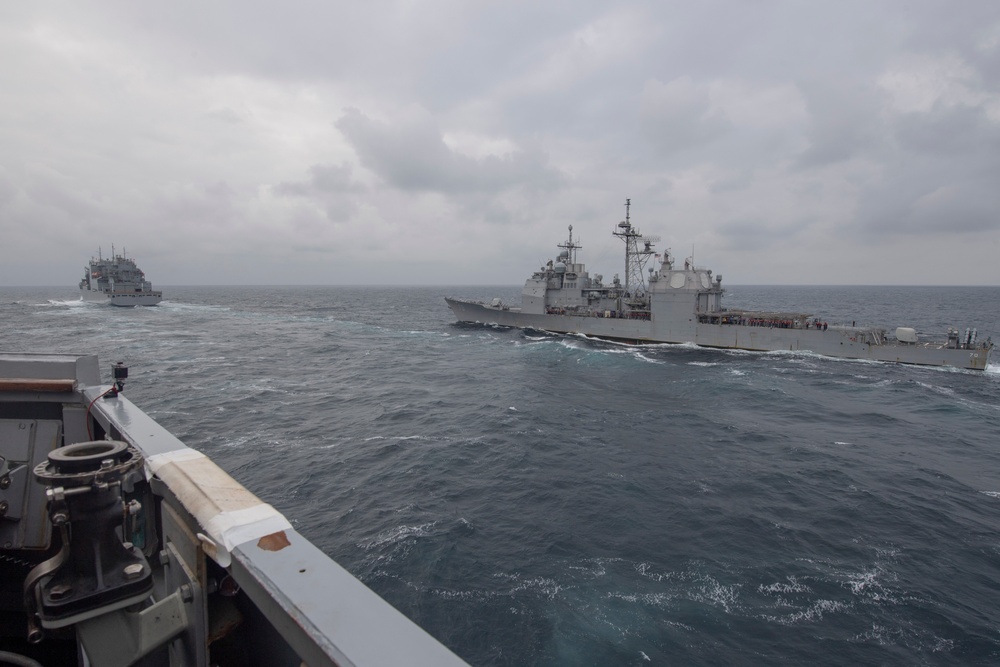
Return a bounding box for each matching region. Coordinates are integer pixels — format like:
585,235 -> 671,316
2,1 -> 999,286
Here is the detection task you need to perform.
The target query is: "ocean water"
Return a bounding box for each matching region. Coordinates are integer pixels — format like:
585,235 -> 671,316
3,284 -> 1000,666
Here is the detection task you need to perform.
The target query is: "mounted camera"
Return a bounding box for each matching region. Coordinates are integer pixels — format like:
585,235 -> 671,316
110,362 -> 128,396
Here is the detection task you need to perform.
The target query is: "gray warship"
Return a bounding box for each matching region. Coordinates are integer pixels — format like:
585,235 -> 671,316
79,247 -> 162,306
446,200 -> 994,371
0,353 -> 468,666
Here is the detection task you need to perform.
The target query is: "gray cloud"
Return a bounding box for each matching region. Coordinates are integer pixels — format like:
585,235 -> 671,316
273,163 -> 363,197
894,105 -> 1000,157
1,1 -> 999,286
22,169 -> 102,220
0,170 -> 19,208
855,167 -> 1000,237
795,79 -> 886,168
639,77 -> 732,154
205,107 -> 246,124
715,216 -> 818,252
335,108 -> 564,194
852,104 -> 1000,237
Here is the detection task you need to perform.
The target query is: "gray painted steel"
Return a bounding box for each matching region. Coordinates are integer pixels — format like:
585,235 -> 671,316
0,352 -> 469,666
446,211 -> 993,371
79,249 -> 163,306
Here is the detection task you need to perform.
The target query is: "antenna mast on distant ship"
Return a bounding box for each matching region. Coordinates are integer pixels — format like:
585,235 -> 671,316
557,224 -> 581,264
613,198 -> 659,291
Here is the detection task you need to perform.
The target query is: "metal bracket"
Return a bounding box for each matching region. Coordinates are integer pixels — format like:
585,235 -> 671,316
75,584 -> 196,667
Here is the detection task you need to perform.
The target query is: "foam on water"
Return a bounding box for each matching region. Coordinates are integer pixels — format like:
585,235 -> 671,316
44,298 -> 88,307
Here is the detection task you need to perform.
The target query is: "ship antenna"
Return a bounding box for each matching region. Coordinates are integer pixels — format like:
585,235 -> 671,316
612,198 -> 657,290
557,224 -> 581,264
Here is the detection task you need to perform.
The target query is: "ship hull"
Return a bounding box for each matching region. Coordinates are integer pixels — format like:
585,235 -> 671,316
80,287 -> 162,307
446,298 -> 992,371
0,352 -> 467,666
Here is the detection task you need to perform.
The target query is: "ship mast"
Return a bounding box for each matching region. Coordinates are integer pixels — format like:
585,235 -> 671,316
612,199 -> 658,291
557,224 -> 581,264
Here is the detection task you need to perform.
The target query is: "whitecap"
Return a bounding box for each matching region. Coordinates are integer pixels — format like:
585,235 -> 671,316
758,576 -> 811,595
633,352 -> 666,364
761,599 -> 848,625
44,298 -> 88,308
361,522 -> 438,550
492,572 -> 562,599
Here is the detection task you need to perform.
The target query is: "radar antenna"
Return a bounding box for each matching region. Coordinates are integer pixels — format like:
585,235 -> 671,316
612,199 -> 657,291
557,224 -> 581,265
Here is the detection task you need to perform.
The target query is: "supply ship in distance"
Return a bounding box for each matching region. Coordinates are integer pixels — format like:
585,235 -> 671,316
79,246 -> 162,306
446,200 -> 994,371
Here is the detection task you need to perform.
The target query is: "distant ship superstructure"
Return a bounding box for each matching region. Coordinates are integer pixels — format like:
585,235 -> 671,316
446,200 -> 993,371
79,246 -> 162,306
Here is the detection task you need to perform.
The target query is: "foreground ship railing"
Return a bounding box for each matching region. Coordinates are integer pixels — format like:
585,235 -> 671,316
0,353 -> 468,667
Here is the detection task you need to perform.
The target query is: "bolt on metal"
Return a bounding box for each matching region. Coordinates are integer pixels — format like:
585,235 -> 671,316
122,563 -> 144,579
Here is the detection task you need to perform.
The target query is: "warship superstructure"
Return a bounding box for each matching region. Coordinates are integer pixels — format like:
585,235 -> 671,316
79,247 -> 162,306
446,201 -> 994,371
0,353 -> 468,666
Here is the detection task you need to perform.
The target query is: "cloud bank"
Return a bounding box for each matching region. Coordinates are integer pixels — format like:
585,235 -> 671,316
1,1 -> 998,285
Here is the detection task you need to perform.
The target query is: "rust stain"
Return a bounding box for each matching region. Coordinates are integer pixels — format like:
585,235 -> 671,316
257,530 -> 291,551
0,378 -> 75,393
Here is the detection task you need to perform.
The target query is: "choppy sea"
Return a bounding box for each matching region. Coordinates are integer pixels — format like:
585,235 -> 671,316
3,284 -> 1000,666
